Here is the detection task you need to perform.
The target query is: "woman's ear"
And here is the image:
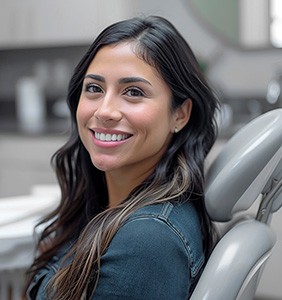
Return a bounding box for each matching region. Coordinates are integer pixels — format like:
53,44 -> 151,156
173,99 -> 192,133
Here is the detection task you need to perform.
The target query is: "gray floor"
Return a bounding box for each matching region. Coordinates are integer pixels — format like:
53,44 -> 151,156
0,133 -> 281,299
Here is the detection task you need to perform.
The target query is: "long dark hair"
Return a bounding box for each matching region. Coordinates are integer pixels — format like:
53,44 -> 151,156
25,16 -> 219,299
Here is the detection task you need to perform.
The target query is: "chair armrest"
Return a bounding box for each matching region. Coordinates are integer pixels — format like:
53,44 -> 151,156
190,220 -> 276,300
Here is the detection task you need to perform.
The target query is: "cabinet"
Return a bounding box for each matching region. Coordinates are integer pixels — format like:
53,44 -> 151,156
0,0 -> 135,48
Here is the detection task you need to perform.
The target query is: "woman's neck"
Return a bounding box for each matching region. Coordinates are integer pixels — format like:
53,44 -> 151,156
105,167 -> 153,208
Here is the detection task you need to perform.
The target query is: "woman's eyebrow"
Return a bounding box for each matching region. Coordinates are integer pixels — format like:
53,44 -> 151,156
118,77 -> 152,86
84,74 -> 152,86
84,74 -> 105,82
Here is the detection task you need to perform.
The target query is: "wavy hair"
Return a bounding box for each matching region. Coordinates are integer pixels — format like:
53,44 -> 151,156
25,16 -> 219,299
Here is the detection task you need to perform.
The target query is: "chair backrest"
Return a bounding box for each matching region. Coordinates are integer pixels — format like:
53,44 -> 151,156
191,109 -> 282,300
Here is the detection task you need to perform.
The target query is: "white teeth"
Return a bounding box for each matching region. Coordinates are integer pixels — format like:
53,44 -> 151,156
94,132 -> 130,142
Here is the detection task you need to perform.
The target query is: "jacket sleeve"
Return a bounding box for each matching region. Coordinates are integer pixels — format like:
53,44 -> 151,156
92,217 -> 192,300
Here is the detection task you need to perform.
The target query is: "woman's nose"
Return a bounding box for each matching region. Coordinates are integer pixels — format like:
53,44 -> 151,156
94,94 -> 122,123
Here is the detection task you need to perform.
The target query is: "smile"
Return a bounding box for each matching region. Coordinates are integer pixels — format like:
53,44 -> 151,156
94,132 -> 131,142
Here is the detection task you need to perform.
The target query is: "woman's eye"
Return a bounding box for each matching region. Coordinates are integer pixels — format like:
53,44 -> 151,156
85,84 -> 103,93
124,88 -> 144,97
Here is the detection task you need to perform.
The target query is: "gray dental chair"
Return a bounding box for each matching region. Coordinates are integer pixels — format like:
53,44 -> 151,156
191,108 -> 282,300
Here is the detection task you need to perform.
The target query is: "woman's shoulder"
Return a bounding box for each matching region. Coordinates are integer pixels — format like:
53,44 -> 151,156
115,200 -> 205,277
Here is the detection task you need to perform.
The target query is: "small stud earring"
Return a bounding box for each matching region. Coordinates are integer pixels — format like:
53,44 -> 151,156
174,127 -> 179,133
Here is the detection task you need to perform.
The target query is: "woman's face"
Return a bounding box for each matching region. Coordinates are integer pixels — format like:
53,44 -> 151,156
77,42 -> 184,177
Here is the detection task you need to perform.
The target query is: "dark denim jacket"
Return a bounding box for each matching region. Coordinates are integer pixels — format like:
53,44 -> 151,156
27,201 -> 205,299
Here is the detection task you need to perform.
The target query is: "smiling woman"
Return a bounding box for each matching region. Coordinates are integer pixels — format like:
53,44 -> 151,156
77,43 -> 184,197
24,16 -> 219,300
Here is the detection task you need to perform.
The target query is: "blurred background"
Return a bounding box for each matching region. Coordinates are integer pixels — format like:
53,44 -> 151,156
0,0 -> 281,299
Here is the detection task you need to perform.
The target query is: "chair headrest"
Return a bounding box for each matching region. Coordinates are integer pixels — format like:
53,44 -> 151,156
205,109 -> 282,222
